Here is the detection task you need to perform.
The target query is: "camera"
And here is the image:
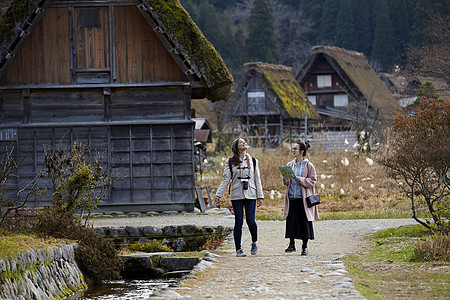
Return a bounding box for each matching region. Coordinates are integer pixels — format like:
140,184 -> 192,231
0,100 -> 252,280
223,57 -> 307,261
243,180 -> 248,190
239,176 -> 250,190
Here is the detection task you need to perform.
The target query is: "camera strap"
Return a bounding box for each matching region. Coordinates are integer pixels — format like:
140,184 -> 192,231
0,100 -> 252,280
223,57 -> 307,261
228,154 -> 256,195
239,154 -> 251,179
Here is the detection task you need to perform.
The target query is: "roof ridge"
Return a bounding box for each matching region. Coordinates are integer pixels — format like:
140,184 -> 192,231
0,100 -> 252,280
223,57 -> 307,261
244,62 -> 292,72
312,45 -> 364,58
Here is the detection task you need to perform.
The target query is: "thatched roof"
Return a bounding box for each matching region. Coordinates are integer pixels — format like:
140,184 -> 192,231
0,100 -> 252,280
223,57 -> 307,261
296,46 -> 401,120
236,62 -> 319,119
0,0 -> 233,101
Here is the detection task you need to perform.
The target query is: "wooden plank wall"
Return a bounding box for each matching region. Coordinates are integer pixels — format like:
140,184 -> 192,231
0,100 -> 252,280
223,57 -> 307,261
114,5 -> 185,83
0,8 -> 71,85
0,5 -> 187,86
0,87 -> 187,124
30,90 -> 104,123
111,87 -> 185,120
4,123 -> 194,210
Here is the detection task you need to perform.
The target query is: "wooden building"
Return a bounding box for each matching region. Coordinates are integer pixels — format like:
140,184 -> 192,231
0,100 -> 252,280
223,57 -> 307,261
0,0 -> 233,212
229,62 -> 319,145
296,46 -> 400,130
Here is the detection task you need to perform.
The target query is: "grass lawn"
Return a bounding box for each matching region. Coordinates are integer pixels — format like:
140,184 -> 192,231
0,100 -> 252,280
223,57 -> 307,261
344,225 -> 450,299
0,231 -> 72,258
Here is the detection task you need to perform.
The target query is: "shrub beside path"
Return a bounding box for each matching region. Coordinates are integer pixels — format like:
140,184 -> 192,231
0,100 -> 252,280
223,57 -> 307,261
91,211 -> 417,299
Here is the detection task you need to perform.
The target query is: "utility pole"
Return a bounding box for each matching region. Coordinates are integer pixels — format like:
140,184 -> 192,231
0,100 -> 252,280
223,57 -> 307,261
304,93 -> 308,141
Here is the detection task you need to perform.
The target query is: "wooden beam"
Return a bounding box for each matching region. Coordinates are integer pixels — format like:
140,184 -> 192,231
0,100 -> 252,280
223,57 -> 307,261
1,82 -> 190,90
0,119 -> 195,129
51,0 -> 133,7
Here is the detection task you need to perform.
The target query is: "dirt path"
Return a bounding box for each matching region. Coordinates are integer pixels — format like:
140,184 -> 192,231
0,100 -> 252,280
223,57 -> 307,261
170,218 -> 416,299
92,212 -> 417,299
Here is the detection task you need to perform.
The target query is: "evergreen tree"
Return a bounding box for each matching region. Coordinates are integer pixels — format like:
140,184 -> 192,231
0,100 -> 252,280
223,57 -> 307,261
233,26 -> 248,77
182,0 -> 199,22
372,0 -> 397,71
318,0 -> 339,45
389,0 -> 410,64
197,0 -> 224,53
273,2 -> 314,72
335,0 -> 357,50
247,0 -> 279,63
352,0 -> 373,56
220,12 -> 245,72
409,0 -> 449,46
299,0 -> 324,45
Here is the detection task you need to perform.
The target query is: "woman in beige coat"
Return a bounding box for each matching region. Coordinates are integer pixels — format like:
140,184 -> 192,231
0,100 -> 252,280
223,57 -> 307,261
282,141 -> 318,255
215,138 -> 264,257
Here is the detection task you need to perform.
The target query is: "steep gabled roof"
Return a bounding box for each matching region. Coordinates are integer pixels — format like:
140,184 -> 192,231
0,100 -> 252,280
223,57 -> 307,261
296,46 -> 401,120
234,62 -> 319,119
0,0 -> 233,101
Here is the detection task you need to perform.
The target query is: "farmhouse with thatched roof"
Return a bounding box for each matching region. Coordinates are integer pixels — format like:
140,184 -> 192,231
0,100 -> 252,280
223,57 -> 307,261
229,62 -> 319,145
296,46 -> 400,130
0,0 -> 233,212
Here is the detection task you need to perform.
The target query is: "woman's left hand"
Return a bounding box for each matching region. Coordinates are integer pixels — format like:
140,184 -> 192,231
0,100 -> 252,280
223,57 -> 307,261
257,198 -> 263,207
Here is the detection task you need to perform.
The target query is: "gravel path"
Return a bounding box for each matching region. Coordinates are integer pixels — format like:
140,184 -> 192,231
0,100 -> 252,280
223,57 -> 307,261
91,210 -> 417,299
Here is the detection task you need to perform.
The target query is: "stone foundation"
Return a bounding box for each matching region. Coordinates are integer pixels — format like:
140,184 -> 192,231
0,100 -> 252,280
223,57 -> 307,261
0,244 -> 86,300
94,224 -> 232,252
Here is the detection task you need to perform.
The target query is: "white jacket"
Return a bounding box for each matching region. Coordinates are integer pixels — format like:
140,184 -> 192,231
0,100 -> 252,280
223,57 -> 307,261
215,154 -> 264,200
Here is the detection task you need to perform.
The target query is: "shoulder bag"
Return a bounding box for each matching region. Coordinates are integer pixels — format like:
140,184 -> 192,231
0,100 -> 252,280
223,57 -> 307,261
306,194 -> 321,207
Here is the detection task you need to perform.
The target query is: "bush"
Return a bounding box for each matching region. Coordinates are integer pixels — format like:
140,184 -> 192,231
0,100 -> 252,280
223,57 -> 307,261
74,228 -> 124,286
127,240 -> 173,253
414,233 -> 450,261
33,208 -> 123,285
379,98 -> 450,231
42,141 -> 113,224
199,236 -> 226,251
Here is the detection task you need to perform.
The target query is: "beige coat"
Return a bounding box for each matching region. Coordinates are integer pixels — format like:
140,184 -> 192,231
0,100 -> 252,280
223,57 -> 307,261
215,154 -> 264,200
283,159 -> 319,221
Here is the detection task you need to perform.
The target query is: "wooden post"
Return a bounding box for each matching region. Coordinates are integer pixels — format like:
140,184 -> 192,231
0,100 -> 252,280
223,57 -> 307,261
264,116 -> 268,147
0,90 -> 3,123
22,89 -> 31,124
279,115 -> 283,146
103,88 -> 111,122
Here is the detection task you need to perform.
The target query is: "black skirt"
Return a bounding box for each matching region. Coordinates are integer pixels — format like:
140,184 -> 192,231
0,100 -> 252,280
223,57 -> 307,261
285,198 -> 314,240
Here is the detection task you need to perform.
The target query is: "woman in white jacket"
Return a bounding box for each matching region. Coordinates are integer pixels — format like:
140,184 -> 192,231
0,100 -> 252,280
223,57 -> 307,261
215,138 -> 264,257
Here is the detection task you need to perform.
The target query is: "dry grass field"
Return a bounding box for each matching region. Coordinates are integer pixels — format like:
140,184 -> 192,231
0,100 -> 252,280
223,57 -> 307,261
196,143 -> 421,221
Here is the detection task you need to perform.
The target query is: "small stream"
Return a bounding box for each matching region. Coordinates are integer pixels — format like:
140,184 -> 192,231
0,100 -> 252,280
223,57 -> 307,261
67,279 -> 178,300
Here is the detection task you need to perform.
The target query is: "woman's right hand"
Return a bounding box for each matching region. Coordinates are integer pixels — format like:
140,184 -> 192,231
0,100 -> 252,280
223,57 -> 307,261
282,178 -> 289,186
215,197 -> 221,208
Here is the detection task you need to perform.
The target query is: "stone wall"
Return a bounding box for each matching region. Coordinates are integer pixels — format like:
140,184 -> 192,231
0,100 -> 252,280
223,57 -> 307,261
94,224 -> 232,251
0,244 -> 86,300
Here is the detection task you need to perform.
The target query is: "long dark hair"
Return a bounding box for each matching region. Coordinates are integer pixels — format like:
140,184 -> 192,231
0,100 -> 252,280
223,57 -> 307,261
230,153 -> 240,166
296,140 -> 311,157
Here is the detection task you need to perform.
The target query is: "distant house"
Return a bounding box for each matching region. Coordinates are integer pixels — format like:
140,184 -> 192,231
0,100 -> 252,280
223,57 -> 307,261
192,118 -> 212,144
229,62 -> 319,145
379,73 -> 450,105
296,46 -> 400,130
0,0 -> 233,212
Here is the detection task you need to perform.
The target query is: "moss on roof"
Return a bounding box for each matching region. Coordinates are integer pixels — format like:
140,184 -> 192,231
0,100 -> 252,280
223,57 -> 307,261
0,0 -> 37,48
146,0 -> 233,101
306,46 -> 401,120
245,62 -> 319,119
